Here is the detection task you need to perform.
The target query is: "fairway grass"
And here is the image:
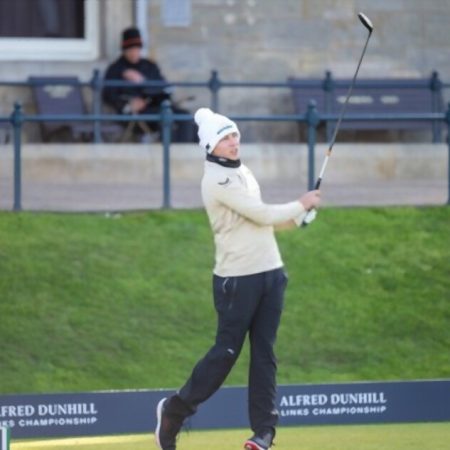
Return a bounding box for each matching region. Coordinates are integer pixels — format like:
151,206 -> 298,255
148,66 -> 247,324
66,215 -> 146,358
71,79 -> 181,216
1,207 -> 449,394
12,422 -> 450,450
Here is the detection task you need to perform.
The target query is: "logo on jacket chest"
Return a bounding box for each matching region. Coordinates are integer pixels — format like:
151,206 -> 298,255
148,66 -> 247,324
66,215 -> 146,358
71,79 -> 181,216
218,177 -> 231,186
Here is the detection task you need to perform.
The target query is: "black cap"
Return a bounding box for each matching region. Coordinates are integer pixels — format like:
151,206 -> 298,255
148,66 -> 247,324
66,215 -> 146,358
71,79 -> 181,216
122,27 -> 142,50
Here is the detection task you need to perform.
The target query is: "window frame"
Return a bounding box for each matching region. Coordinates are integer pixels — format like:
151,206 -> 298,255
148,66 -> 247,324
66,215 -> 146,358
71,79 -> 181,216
0,0 -> 99,61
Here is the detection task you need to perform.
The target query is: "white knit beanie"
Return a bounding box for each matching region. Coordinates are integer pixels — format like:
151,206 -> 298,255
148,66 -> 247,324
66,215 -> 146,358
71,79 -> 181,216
194,108 -> 240,153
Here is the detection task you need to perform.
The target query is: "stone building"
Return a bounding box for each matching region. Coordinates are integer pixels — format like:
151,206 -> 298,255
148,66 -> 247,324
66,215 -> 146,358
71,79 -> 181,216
1,0 -> 449,142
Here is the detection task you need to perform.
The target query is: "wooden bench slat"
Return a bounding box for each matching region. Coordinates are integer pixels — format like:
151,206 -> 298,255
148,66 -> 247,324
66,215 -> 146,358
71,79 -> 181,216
287,76 -> 444,134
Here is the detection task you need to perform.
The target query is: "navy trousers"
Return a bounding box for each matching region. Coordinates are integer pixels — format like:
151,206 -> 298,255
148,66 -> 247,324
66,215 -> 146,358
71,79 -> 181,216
169,267 -> 287,433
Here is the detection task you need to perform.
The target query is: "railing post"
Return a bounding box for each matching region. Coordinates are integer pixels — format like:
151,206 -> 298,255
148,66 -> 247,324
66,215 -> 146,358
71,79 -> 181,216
91,69 -> 103,143
430,70 -> 443,143
323,70 -> 334,141
208,70 -> 221,112
10,102 -> 23,211
305,100 -> 320,191
160,100 -> 173,209
446,102 -> 450,205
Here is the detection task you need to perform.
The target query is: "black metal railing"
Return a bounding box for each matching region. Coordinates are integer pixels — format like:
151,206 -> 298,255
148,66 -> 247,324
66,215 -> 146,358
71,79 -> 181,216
1,99 -> 449,211
1,69 -> 448,143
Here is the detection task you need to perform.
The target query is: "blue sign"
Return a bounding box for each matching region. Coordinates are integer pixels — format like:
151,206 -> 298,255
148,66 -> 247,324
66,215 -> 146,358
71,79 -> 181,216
0,380 -> 449,439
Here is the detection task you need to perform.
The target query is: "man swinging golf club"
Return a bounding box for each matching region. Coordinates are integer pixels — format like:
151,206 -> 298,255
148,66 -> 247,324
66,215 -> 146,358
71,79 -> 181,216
155,108 -> 321,450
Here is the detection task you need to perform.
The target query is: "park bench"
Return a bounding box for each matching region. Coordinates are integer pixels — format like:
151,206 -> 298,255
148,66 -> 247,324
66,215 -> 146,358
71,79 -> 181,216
29,76 -> 124,142
287,71 -> 445,142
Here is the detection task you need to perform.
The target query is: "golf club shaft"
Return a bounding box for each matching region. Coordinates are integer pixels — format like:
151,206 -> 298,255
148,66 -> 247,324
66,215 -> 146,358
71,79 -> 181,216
302,13 -> 373,225
315,29 -> 372,190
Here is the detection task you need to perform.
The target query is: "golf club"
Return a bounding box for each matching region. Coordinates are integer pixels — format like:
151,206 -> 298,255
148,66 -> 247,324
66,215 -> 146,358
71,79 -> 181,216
302,12 -> 373,226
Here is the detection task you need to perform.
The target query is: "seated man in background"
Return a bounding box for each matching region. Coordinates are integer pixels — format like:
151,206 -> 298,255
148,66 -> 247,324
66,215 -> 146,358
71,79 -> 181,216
103,27 -> 196,142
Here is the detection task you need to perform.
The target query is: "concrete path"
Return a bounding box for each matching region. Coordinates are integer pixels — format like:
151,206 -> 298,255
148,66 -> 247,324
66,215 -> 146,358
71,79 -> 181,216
0,143 -> 448,212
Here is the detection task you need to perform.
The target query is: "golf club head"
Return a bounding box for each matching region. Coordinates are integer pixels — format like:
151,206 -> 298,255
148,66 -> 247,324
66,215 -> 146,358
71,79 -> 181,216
358,12 -> 373,33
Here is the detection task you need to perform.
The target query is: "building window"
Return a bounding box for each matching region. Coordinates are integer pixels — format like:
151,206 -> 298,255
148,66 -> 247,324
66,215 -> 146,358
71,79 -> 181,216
0,0 -> 98,60
0,0 -> 84,38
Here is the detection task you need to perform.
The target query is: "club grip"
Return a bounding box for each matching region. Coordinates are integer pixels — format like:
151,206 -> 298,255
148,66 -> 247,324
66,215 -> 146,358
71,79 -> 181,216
301,208 -> 316,228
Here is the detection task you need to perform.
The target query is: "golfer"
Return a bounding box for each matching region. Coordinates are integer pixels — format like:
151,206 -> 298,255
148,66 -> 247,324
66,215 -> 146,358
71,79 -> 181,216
156,108 -> 321,450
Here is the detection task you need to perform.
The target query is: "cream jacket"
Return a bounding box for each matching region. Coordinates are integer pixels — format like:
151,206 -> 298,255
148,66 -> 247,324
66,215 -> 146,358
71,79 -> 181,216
201,160 -> 307,277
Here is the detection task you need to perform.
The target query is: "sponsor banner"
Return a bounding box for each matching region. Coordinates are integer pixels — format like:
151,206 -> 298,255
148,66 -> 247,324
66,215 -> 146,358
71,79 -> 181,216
0,390 -> 155,439
277,380 -> 450,425
0,380 -> 449,439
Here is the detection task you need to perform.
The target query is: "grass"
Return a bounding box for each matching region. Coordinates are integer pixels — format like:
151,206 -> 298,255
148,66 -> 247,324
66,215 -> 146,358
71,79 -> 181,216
12,423 -> 450,450
0,206 -> 449,395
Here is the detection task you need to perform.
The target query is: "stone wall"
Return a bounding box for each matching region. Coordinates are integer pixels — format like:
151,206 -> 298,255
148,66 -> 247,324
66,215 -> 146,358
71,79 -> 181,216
1,0 -> 449,142
147,0 -> 450,141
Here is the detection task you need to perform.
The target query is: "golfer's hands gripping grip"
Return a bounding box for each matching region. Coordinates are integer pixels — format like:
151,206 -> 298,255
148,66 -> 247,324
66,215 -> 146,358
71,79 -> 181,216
301,208 -> 317,226
299,189 -> 321,227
